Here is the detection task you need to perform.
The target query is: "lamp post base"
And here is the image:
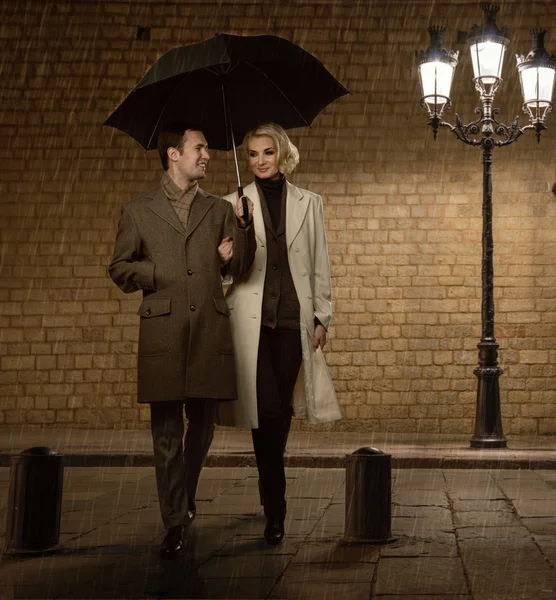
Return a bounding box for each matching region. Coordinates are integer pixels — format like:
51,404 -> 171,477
470,436 -> 507,449
470,348 -> 507,449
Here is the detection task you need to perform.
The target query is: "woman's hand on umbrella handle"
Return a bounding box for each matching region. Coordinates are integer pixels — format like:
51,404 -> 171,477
235,193 -> 253,227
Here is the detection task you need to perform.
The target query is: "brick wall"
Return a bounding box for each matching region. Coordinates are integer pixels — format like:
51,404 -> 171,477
1,0 -> 555,434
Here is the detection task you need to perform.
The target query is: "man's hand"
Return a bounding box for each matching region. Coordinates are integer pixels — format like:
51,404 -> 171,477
235,193 -> 254,227
218,236 -> 233,266
313,324 -> 327,350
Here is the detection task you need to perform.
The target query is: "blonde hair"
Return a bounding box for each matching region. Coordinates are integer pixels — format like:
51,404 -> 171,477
243,123 -> 299,175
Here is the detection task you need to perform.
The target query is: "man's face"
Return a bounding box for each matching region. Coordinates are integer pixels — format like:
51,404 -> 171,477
171,129 -> 210,182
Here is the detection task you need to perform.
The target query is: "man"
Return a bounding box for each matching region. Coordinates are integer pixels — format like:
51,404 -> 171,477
109,122 -> 255,559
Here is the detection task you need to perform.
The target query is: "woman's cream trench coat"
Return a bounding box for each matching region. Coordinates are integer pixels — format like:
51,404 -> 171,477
218,181 -> 342,429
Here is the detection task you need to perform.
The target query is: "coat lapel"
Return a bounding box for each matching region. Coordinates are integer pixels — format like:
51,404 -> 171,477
146,185 -> 187,237
243,182 -> 266,248
184,188 -> 215,238
285,182 -> 309,249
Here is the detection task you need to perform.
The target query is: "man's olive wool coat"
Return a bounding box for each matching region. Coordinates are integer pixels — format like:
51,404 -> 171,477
109,184 -> 256,404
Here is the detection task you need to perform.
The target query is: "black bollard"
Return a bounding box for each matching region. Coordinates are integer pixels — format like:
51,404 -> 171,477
344,447 -> 395,544
4,446 -> 64,556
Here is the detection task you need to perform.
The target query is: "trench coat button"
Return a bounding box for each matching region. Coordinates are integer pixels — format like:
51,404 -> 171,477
190,305 -> 196,311
268,316 -> 275,322
302,272 -> 307,277
187,269 -> 193,276
271,293 -> 277,299
145,308 -> 151,316
187,235 -> 191,241
272,264 -> 278,270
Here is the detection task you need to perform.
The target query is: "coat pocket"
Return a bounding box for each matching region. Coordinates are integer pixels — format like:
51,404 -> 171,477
213,297 -> 233,354
213,297 -> 230,317
137,297 -> 173,356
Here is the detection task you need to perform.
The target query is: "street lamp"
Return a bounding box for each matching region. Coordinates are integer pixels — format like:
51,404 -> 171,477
517,29 -> 556,139
415,5 -> 556,449
415,26 -> 459,138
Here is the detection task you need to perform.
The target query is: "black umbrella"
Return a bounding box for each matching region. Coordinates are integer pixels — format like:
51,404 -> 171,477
104,33 -> 349,215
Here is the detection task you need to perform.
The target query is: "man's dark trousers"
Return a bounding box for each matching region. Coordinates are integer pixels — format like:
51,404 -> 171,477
150,399 -> 218,529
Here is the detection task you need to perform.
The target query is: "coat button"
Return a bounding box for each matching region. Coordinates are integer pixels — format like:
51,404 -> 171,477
145,308 -> 151,316
272,264 -> 278,270
190,305 -> 196,311
271,293 -> 277,299
187,235 -> 191,241
295,247 -> 300,252
187,269 -> 193,275
302,272 -> 307,277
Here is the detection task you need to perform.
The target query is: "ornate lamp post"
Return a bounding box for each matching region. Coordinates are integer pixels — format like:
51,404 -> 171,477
415,5 -> 556,449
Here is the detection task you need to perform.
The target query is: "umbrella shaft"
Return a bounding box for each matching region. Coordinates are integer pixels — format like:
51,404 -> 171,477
231,129 -> 242,188
221,80 -> 242,190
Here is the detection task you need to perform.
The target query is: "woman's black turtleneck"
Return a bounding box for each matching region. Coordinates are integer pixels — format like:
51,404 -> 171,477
255,174 -> 285,231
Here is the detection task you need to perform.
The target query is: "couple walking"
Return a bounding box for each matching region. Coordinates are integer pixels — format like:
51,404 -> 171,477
109,121 -> 340,559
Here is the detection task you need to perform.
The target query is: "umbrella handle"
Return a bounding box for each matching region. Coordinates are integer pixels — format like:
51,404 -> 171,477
238,186 -> 249,222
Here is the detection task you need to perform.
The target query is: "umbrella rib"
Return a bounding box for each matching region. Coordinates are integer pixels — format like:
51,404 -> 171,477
204,63 -> 239,77
242,61 -> 311,127
144,69 -> 209,149
145,85 -> 180,150
205,66 -> 222,76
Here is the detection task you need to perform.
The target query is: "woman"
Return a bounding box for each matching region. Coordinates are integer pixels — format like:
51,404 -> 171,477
219,123 -> 341,545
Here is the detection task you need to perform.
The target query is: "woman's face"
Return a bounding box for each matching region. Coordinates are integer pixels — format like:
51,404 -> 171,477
247,135 -> 281,180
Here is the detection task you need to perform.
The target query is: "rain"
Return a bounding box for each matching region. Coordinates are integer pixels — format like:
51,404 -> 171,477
1,0 -> 556,598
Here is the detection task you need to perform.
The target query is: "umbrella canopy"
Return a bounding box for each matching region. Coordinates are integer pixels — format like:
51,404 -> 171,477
104,33 -> 349,152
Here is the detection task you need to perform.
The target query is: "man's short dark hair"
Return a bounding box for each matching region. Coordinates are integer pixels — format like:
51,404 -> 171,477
157,122 -> 202,171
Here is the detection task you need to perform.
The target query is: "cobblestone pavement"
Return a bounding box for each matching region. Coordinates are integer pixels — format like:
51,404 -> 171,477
1,467 -> 555,599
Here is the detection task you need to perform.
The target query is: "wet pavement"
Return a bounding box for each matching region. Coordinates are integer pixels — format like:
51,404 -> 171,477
1,465 -> 555,599
1,429 -> 555,469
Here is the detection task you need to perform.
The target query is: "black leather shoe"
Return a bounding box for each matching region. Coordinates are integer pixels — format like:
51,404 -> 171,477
184,509 -> 196,528
159,525 -> 184,560
264,516 -> 285,545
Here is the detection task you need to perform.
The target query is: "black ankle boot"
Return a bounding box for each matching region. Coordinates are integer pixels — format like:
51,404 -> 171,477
159,525 -> 185,559
184,509 -> 196,527
264,516 -> 285,545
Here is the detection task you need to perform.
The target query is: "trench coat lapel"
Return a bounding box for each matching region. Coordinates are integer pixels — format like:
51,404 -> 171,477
146,185 -> 187,237
184,188 -> 215,238
285,182 -> 309,249
243,182 -> 266,248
